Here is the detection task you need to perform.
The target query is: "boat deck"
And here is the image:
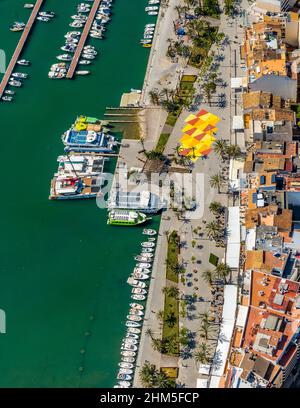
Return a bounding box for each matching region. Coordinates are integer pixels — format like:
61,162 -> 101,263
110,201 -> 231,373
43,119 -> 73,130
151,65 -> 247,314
0,0 -> 44,98
66,0 -> 102,79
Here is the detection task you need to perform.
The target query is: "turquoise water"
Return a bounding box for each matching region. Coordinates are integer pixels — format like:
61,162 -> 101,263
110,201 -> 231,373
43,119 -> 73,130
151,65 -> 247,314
0,0 -> 158,387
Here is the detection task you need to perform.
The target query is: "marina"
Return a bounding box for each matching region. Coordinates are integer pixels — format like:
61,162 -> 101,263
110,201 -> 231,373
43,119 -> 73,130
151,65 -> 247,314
0,0 -> 156,387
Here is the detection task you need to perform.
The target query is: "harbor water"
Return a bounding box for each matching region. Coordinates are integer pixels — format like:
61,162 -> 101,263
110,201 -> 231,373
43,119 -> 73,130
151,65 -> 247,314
0,0 -> 159,387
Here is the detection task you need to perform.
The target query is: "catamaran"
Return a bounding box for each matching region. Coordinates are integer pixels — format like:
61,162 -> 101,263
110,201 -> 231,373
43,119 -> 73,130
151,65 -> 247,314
108,190 -> 166,214
62,129 -> 116,153
49,175 -> 102,200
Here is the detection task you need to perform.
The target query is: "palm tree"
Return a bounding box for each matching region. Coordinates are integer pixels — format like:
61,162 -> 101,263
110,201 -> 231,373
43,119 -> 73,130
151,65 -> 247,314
155,372 -> 176,388
157,310 -> 165,323
226,144 -> 241,159
162,286 -> 180,299
209,174 -> 222,193
149,88 -> 160,105
139,361 -> 157,387
194,343 -> 212,365
145,328 -> 155,341
199,320 -> 212,341
205,221 -> 222,240
209,201 -> 224,215
160,87 -> 170,102
201,269 -> 215,287
165,312 -> 177,328
215,262 -> 231,283
214,139 -> 227,157
174,5 -> 184,18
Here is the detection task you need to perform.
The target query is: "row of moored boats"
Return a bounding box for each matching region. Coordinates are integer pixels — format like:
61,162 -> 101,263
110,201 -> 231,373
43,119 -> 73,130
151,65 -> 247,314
48,1 -> 113,79
115,229 -> 157,388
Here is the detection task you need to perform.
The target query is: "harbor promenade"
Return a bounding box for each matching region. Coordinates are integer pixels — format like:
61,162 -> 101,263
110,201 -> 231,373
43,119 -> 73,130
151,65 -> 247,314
66,0 -> 101,79
0,0 -> 44,99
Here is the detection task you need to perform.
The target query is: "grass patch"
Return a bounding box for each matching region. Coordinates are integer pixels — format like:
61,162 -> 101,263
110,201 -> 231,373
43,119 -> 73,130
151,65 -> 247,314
166,231 -> 179,283
162,292 -> 179,356
161,367 -> 178,378
209,253 -> 219,266
181,75 -> 197,83
166,108 -> 181,127
155,133 -> 170,154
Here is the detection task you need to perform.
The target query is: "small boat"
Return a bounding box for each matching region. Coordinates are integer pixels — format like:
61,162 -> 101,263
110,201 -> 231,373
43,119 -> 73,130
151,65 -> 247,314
126,315 -> 142,322
130,303 -> 144,311
129,309 -> 144,316
57,54 -> 72,61
146,23 -> 156,27
39,11 -> 55,18
65,31 -> 81,36
121,350 -> 136,357
70,21 -> 83,28
37,16 -> 50,22
121,357 -> 135,363
118,368 -> 134,375
148,237 -> 156,242
76,70 -> 90,75
82,53 -> 95,60
1,96 -> 13,102
71,14 -> 87,20
136,263 -> 151,269
12,72 -> 28,79
131,288 -> 147,295
24,3 -> 34,8
141,242 -> 155,248
133,267 -> 150,274
121,343 -> 138,351
125,321 -> 141,328
79,60 -> 91,65
140,40 -> 152,44
10,25 -> 24,32
4,90 -> 15,95
9,80 -> 22,87
131,294 -> 146,301
144,35 -> 153,39
145,6 -> 159,11
131,88 -> 142,93
118,362 -> 134,369
132,272 -> 149,280
143,229 -> 157,236
90,32 -> 103,39
134,255 -> 152,262
127,327 -> 141,334
141,248 -> 154,253
17,59 -> 30,66
118,380 -> 131,387
122,338 -> 138,345
143,44 -> 152,48
126,332 -> 139,339
117,373 -> 132,381
138,252 -> 153,258
127,278 -> 146,288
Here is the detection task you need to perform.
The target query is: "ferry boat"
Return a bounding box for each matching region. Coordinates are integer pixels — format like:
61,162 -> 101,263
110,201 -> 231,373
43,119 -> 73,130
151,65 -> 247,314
49,175 -> 101,200
62,129 -> 116,153
107,210 -> 149,226
55,154 -> 107,177
108,189 -> 166,214
17,59 -> 30,66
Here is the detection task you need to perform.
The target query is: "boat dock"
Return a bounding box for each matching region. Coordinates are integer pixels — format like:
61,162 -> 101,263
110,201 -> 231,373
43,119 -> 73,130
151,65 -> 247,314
0,0 -> 44,99
66,0 -> 101,79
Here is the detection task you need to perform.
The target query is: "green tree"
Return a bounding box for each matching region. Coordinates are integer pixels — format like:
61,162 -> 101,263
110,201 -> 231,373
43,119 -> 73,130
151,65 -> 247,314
215,262 -> 231,283
194,342 -> 212,365
209,174 -> 222,193
209,201 -> 224,214
201,269 -> 215,287
214,139 -> 228,157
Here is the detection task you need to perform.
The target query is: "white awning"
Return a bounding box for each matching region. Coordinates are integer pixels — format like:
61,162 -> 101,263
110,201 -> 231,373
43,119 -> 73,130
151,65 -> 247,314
236,305 -> 249,328
232,116 -> 245,130
231,77 -> 247,89
198,364 -> 211,375
197,378 -> 209,388
226,206 -> 240,268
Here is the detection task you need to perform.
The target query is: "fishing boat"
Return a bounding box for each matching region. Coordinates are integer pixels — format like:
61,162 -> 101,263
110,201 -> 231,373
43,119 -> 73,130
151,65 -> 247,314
108,210 -> 149,227
127,278 -> 146,288
17,59 -> 30,66
126,315 -> 142,323
136,262 -> 151,269
8,80 -> 22,87
4,90 -> 15,95
49,175 -> 102,200
130,303 -> 144,310
82,53 -> 95,60
126,332 -> 140,338
127,327 -> 141,334
118,362 -> 134,369
57,54 -> 72,61
76,70 -> 90,75
131,294 -> 146,301
125,321 -> 141,328
141,242 -> 155,248
134,255 -> 152,262
131,272 -> 149,280
1,96 -> 13,102
117,373 -> 132,381
131,288 -> 147,295
108,190 -> 166,214
143,229 -> 157,236
79,60 -> 91,65
24,3 -> 34,8
118,368 -> 134,375
121,356 -> 136,363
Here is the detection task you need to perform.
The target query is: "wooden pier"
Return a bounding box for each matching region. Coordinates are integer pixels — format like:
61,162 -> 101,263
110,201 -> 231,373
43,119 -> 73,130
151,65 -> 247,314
66,0 -> 101,79
0,0 -> 44,99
